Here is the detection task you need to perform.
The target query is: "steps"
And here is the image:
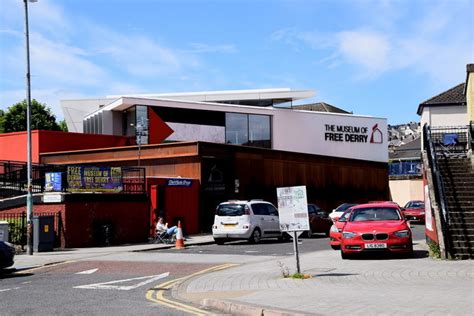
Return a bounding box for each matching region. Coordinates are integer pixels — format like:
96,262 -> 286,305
438,156 -> 474,259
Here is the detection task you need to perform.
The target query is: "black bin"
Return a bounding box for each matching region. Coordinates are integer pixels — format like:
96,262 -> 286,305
33,215 -> 54,252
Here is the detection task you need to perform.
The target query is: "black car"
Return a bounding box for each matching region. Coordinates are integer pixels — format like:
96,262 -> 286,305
0,241 -> 15,269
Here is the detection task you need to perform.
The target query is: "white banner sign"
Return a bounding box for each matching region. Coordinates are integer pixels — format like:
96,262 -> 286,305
276,185 -> 309,231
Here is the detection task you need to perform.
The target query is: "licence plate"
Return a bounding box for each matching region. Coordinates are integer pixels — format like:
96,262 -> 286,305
223,224 -> 237,228
365,243 -> 387,249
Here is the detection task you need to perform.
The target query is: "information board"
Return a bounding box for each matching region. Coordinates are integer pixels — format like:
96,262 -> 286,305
45,172 -> 62,192
67,166 -> 123,193
276,185 -> 309,231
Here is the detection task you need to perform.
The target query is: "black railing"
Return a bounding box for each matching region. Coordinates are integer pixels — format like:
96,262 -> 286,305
389,161 -> 422,176
423,124 -> 452,258
0,211 -> 62,248
430,126 -> 471,156
0,162 -> 146,198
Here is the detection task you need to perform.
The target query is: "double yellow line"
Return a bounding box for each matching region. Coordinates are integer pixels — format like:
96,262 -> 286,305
146,263 -> 237,315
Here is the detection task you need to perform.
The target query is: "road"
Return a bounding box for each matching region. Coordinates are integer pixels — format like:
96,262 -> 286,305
0,225 -> 426,315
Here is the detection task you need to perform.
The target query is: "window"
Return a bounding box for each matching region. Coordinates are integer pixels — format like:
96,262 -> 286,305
225,113 -> 248,145
225,113 -> 271,148
248,114 -> 271,148
252,204 -> 267,215
217,204 -> 245,216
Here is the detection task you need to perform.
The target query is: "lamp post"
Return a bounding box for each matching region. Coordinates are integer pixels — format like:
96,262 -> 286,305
24,0 -> 37,255
131,117 -> 148,167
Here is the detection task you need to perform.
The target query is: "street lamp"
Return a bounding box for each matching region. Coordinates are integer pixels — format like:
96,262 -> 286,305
131,117 -> 148,167
24,0 -> 37,255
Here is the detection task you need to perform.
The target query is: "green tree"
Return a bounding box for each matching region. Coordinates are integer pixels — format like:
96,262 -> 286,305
0,109 -> 5,133
2,99 -> 61,133
58,119 -> 68,132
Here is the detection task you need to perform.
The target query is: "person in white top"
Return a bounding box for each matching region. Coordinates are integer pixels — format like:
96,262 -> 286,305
156,217 -> 177,236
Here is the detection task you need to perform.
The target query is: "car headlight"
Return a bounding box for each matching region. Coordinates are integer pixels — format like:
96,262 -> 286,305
420,212 -> 425,215
330,225 -> 338,233
343,231 -> 357,239
394,230 -> 410,238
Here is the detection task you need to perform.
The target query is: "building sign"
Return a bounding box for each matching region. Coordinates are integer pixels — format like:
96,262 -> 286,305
43,193 -> 63,203
166,178 -> 193,187
324,123 -> 383,144
276,185 -> 310,231
67,166 -> 122,193
45,172 -> 62,192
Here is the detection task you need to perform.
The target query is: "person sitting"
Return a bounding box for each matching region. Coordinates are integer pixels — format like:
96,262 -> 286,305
156,217 -> 177,237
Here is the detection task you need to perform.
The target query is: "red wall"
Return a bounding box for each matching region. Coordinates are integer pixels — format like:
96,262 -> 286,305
0,130 -> 131,163
1,197 -> 149,248
148,178 -> 200,236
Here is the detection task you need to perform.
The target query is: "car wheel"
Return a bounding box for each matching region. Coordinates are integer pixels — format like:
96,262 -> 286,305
278,232 -> 290,242
306,228 -> 314,238
331,245 -> 340,250
249,228 -> 261,244
214,238 -> 226,245
341,250 -> 351,259
324,229 -> 330,237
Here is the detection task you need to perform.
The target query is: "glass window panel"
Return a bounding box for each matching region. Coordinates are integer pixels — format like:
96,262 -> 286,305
225,113 -> 248,145
136,105 -> 148,145
248,114 -> 271,148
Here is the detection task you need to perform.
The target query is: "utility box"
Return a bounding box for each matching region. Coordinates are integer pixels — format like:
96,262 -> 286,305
0,221 -> 9,242
33,216 -> 54,252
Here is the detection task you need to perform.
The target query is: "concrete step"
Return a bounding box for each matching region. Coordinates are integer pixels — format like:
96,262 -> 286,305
452,251 -> 474,260
450,234 -> 474,242
448,212 -> 474,219
451,240 -> 474,248
448,219 -> 474,227
449,228 -> 474,236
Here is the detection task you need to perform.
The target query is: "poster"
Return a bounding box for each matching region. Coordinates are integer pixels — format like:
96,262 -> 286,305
67,166 -> 123,193
276,185 -> 309,231
45,172 -> 62,192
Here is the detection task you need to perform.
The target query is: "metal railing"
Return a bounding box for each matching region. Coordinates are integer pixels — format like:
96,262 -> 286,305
0,162 -> 146,198
389,161 -> 422,176
429,126 -> 471,156
423,124 -> 453,258
0,211 -> 62,248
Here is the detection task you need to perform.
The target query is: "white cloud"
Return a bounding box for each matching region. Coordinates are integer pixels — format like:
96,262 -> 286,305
336,30 -> 391,74
271,2 -> 473,85
186,43 -> 237,54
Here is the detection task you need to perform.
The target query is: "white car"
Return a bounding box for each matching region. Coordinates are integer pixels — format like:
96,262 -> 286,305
329,203 -> 357,222
212,200 -> 285,244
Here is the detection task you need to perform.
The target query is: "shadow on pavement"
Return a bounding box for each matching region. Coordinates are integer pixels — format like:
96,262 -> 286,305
0,269 -> 34,279
344,249 -> 429,260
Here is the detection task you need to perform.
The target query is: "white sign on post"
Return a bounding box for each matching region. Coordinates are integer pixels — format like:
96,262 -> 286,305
276,185 -> 309,232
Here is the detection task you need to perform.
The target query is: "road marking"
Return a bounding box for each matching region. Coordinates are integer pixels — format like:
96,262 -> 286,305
15,261 -> 76,274
0,287 -> 20,293
76,268 -> 98,274
146,263 -> 238,315
244,250 -> 259,253
74,272 -> 169,291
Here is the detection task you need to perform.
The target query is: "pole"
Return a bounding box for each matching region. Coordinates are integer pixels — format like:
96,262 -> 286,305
292,231 -> 301,274
24,0 -> 34,255
137,131 -> 141,167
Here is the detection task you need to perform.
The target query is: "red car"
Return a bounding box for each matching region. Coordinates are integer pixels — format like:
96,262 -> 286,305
306,204 -> 333,237
329,209 -> 352,249
402,200 -> 425,223
340,203 -> 413,259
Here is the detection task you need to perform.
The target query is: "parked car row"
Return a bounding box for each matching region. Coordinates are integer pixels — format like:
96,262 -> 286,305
211,199 -> 421,260
212,200 -> 333,245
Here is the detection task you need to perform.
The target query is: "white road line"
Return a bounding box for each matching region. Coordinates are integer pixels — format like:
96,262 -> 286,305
74,272 -> 169,291
76,268 -> 98,274
0,287 -> 20,292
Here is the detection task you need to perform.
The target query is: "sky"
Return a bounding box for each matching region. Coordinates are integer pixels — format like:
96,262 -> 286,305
0,0 -> 473,125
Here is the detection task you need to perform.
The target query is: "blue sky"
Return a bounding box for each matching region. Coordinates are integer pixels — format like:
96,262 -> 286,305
1,0 -> 473,125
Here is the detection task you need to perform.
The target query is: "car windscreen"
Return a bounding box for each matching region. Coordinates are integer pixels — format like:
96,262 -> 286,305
336,203 -> 357,212
350,207 -> 401,221
405,201 -> 424,209
216,204 -> 246,216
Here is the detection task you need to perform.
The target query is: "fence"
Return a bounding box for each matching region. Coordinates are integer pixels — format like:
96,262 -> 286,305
389,161 -> 422,176
0,161 -> 146,198
0,211 -> 62,248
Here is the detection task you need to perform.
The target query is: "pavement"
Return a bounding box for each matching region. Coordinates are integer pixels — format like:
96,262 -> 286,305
10,235 -> 474,316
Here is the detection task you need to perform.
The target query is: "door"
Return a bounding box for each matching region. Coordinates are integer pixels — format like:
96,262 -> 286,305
265,204 -> 281,236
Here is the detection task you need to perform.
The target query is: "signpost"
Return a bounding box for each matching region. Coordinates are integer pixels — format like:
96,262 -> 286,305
276,185 -> 309,274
